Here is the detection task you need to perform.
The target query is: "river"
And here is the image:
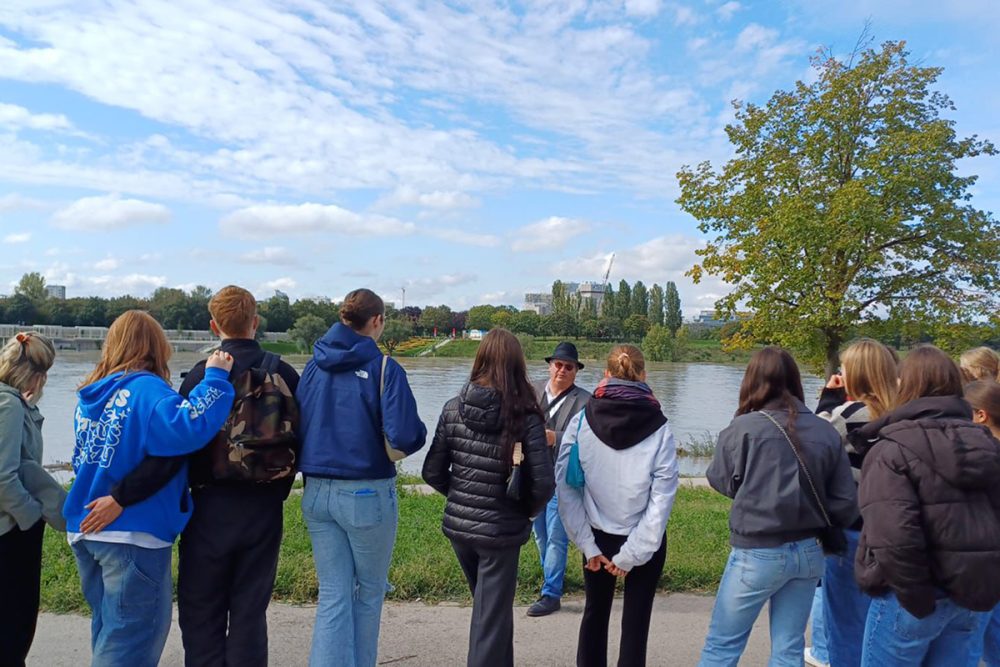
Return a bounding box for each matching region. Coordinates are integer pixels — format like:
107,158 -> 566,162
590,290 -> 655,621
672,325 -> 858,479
36,352 -> 824,478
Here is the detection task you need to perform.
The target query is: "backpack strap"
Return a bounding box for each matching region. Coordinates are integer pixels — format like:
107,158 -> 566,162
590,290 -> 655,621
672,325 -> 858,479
259,351 -> 281,375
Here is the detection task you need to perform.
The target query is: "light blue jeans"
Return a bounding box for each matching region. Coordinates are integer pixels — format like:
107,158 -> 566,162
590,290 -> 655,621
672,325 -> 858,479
862,592 -> 977,666
968,606 -> 1000,666
71,540 -> 173,667
810,585 -> 830,663
823,528 -> 869,667
532,493 -> 569,599
303,476 -> 398,667
699,538 -> 825,667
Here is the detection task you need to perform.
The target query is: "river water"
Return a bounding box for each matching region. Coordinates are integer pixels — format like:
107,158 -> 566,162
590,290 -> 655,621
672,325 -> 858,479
36,352 -> 824,478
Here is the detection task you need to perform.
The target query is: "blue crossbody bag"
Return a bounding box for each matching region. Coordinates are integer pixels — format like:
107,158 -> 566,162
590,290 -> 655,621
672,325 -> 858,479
565,410 -> 586,489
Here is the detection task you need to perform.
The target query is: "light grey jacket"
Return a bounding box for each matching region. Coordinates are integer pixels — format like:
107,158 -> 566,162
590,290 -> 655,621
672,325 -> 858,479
532,379 -> 590,463
0,383 -> 66,536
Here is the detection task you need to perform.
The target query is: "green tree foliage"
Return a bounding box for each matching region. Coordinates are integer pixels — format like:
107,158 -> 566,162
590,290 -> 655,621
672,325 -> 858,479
672,325 -> 691,362
259,294 -> 294,332
543,311 -> 578,338
292,298 -> 339,327
649,284 -> 665,327
601,284 -> 615,318
642,325 -> 674,362
466,305 -> 496,330
510,310 -> 541,336
15,272 -> 47,303
149,288 -> 191,330
289,315 -> 328,352
380,318 -> 413,356
491,309 -> 514,329
631,281 -> 649,318
615,280 -> 631,322
678,40 -> 999,375
5,293 -> 39,324
664,282 -> 682,337
419,305 -> 453,334
622,314 -> 651,342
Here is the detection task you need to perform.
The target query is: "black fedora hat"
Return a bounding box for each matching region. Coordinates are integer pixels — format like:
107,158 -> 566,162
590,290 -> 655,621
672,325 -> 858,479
545,342 -> 584,369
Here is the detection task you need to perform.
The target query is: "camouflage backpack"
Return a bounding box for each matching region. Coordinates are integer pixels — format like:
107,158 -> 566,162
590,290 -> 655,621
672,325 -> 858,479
203,352 -> 299,483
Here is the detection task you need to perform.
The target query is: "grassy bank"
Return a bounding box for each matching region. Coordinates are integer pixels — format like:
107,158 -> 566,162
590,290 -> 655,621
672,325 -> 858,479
40,486 -> 731,613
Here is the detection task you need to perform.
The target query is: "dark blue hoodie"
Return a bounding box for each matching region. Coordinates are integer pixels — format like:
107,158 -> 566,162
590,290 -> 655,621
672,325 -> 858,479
297,323 -> 427,479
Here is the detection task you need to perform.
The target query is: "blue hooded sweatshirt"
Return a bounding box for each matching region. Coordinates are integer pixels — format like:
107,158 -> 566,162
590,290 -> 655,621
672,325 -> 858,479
63,367 -> 235,543
297,323 -> 427,480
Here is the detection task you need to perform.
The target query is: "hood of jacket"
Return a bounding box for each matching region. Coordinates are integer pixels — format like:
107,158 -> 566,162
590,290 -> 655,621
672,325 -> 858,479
860,395 -> 1000,490
313,322 -> 381,373
458,383 -> 503,434
584,379 -> 667,451
77,371 -> 157,420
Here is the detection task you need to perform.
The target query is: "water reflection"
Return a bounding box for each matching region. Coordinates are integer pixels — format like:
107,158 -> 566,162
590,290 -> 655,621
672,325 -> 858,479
37,352 -> 823,478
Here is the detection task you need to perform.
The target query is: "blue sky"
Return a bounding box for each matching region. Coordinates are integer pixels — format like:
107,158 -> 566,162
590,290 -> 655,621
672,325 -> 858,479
0,0 -> 997,314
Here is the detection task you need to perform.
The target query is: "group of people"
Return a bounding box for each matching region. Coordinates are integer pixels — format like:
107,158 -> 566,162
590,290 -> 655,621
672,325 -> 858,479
1,282 -> 1000,667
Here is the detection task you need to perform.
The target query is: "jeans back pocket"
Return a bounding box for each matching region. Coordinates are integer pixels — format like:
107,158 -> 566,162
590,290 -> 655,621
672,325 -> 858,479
338,489 -> 382,529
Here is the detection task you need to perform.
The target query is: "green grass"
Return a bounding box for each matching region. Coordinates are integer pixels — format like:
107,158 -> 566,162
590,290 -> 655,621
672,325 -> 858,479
260,341 -> 307,356
39,486 -> 732,613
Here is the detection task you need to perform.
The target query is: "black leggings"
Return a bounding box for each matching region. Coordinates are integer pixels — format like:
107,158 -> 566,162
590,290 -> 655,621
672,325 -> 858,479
0,520 -> 45,667
577,529 -> 667,667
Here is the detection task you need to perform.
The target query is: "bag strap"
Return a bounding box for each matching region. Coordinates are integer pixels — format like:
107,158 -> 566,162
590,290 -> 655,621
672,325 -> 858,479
380,355 -> 389,399
259,351 -> 280,375
759,411 -> 833,528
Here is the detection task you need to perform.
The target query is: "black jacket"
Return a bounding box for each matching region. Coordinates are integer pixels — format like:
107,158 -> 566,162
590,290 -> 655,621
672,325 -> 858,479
110,339 -> 300,505
853,396 -> 1000,618
422,383 -> 555,549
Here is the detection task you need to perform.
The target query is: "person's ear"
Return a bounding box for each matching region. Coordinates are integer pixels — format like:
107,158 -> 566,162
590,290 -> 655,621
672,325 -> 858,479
209,320 -> 221,336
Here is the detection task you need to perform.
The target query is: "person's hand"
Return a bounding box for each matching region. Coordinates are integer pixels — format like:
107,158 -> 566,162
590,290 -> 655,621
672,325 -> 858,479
545,429 -> 557,447
80,496 -> 123,534
585,555 -> 612,572
826,374 -> 844,390
206,350 -> 234,372
605,561 -> 628,578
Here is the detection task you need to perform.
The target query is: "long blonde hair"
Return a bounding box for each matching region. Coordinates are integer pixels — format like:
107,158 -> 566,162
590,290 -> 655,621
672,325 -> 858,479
0,332 -> 56,394
959,347 -> 1000,383
606,344 -> 645,382
840,339 -> 899,419
81,311 -> 172,387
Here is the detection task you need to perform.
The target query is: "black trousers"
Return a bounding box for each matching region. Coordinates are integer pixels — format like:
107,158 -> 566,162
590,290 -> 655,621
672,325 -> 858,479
577,530 -> 667,667
178,487 -> 284,667
451,540 -> 522,667
0,520 -> 44,667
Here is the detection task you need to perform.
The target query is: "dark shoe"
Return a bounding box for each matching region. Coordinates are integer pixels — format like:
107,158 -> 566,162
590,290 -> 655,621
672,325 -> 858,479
527,595 -> 561,617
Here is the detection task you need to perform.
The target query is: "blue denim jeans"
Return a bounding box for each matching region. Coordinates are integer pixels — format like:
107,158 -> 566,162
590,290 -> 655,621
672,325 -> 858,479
303,476 -> 398,667
532,493 -> 569,599
699,538 -> 825,667
823,528 -> 870,667
862,592 -> 977,666
968,607 -> 1000,667
71,540 -> 173,667
810,585 -> 830,663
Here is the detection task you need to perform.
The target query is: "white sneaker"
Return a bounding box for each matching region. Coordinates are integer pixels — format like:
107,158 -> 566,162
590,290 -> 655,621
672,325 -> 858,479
804,647 -> 830,667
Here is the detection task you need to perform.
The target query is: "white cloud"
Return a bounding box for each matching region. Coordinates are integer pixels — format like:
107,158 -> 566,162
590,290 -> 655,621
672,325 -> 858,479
0,193 -> 48,214
220,203 -> 414,238
3,232 -> 30,244
240,246 -> 300,266
673,5 -> 699,26
93,257 -> 120,271
716,2 -> 742,20
425,228 -> 502,247
51,194 -> 171,231
735,24 -> 779,52
261,277 -> 297,292
625,0 -> 663,18
511,217 -> 590,252
0,102 -> 76,133
376,187 -> 479,211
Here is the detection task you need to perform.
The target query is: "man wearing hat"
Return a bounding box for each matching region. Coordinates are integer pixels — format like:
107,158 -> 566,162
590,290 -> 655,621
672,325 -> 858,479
528,341 -> 591,617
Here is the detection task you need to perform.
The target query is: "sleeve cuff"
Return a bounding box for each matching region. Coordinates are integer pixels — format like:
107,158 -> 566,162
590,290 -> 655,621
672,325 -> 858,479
15,502 -> 43,531
203,366 -> 229,381
612,552 -> 636,572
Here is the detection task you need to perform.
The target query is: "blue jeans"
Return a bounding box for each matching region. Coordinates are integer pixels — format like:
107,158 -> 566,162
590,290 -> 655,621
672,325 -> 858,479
71,540 -> 173,667
968,607 -> 1000,667
862,592 -> 977,666
303,476 -> 398,667
699,538 -> 825,667
810,586 -> 830,663
532,493 -> 569,599
823,528 -> 870,667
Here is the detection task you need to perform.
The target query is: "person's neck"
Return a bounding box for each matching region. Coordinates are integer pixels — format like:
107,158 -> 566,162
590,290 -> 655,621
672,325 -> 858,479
549,379 -> 573,395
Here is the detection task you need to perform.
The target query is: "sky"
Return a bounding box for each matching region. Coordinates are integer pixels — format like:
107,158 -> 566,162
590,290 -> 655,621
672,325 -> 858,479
0,0 -> 997,315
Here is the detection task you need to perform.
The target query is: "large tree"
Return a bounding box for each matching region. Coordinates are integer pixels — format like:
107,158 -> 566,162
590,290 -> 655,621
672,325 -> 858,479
649,284 -> 665,327
664,282 -> 682,337
678,40 -> 999,374
15,272 -> 47,303
630,281 -> 649,318
615,280 -> 632,322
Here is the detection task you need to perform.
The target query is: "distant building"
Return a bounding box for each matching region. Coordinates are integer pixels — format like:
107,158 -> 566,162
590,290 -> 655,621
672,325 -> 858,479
523,293 -> 553,316
577,281 -> 606,312
45,285 -> 66,300
469,329 -> 484,340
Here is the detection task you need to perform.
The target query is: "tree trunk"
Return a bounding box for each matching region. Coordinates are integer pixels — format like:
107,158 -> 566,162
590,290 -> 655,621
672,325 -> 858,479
823,331 -> 842,379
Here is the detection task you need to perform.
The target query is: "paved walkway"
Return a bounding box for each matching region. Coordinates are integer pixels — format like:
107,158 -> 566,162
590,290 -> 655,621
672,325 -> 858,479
30,593 -> 776,666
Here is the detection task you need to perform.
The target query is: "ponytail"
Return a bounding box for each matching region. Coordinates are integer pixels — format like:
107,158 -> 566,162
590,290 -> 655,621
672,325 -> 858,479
606,344 -> 645,382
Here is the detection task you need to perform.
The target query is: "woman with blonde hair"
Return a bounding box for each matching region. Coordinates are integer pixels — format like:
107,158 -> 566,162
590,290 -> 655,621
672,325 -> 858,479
960,347 -> 1000,383
0,331 -> 65,667
557,344 -> 679,667
808,338 -> 898,667
63,311 -> 236,667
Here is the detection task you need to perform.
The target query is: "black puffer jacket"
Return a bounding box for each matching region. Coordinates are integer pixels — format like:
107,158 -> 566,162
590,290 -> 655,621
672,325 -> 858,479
852,396 -> 1000,618
422,383 -> 554,549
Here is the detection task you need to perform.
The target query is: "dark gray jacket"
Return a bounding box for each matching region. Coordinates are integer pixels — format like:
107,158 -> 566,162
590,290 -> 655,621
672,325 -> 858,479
532,379 -> 590,462
706,399 -> 859,548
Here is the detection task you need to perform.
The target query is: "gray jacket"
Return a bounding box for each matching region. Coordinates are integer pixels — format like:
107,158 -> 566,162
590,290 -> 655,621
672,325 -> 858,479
0,383 -> 66,536
706,400 -> 858,548
532,379 -> 590,460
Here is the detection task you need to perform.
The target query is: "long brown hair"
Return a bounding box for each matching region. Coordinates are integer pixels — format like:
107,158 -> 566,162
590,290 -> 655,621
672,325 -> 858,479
841,338 -> 899,419
965,380 -> 1000,427
895,344 -> 963,407
737,346 -> 805,442
82,311 -> 172,387
469,328 -> 542,455
607,344 -> 645,382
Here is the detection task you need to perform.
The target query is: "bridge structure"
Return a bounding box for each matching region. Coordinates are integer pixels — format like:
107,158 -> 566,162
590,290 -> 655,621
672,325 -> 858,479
0,323 -> 291,352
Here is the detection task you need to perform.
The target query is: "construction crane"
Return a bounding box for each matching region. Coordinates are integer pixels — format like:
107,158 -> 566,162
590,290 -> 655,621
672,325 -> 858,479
601,252 -> 616,291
